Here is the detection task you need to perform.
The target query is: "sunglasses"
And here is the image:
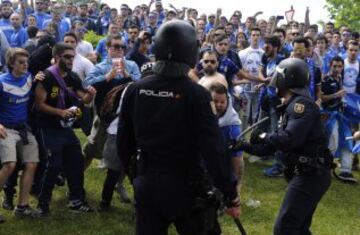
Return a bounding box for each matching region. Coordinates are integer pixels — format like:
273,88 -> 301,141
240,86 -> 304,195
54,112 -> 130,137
111,44 -> 126,50
203,59 -> 216,64
61,54 -> 75,60
292,33 -> 300,36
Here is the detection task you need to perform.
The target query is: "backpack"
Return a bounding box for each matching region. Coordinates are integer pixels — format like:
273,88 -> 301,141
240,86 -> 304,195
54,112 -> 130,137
99,82 -> 131,127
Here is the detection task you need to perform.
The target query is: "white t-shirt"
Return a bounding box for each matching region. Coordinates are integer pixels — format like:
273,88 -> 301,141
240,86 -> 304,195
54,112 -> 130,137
343,58 -> 359,94
76,40 -> 94,57
73,54 -> 95,81
238,46 -> 264,77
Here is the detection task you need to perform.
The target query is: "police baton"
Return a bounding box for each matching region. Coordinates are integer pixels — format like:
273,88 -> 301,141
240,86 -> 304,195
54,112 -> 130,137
233,218 -> 247,235
237,116 -> 269,139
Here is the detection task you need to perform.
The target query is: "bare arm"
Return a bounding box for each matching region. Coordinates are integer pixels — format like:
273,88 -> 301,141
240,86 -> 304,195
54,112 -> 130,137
237,69 -> 267,83
321,89 -> 346,102
215,8 -> 221,27
76,86 -> 96,104
188,68 -> 200,82
304,7 -> 310,32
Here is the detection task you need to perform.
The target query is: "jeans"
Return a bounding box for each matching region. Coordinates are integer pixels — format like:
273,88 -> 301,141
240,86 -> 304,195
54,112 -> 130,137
37,128 -> 85,205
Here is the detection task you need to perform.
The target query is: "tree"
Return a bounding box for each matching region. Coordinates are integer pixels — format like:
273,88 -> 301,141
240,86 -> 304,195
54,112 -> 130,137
325,0 -> 360,31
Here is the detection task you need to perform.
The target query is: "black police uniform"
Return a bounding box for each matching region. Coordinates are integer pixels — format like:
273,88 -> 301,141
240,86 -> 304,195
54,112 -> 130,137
117,20 -> 237,235
240,93 -> 331,235
117,62 -> 237,235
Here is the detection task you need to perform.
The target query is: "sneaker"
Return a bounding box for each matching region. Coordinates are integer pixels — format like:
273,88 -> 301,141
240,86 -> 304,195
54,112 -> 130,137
97,159 -> 106,169
2,196 -> 14,211
115,184 -> 132,203
14,205 -> 35,218
263,166 -> 284,177
338,172 -> 358,184
33,203 -> 50,218
0,214 -> 4,223
248,155 -> 262,163
68,201 -> 94,213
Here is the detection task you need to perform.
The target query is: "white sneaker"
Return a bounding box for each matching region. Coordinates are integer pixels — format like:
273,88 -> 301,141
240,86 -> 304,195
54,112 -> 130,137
248,155 -> 261,163
115,184 -> 132,203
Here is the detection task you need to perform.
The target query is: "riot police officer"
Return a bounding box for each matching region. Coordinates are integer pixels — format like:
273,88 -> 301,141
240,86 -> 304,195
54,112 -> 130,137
234,58 -> 332,235
117,20 -> 240,235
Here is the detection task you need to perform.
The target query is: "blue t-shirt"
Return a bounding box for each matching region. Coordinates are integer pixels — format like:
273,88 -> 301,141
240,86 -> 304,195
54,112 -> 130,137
43,19 -> 70,43
34,12 -> 51,30
0,18 -> 13,43
0,72 -> 33,126
321,50 -> 337,75
96,38 -> 108,61
221,125 -> 242,157
10,27 -> 28,47
278,43 -> 292,58
205,23 -> 214,34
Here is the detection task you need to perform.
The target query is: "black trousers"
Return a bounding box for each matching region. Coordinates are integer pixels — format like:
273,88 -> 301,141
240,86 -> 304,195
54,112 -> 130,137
274,167 -> 331,235
134,171 -> 221,235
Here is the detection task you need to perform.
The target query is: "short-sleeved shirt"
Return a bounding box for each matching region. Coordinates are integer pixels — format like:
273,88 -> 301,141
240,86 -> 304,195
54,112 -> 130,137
260,54 -> 285,78
278,43 -> 292,58
343,58 -> 360,94
0,72 -> 33,126
320,50 -> 337,75
36,70 -> 84,129
321,75 -> 342,111
221,125 -> 242,157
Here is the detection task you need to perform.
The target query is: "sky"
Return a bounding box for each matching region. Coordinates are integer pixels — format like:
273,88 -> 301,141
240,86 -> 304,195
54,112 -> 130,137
103,0 -> 331,25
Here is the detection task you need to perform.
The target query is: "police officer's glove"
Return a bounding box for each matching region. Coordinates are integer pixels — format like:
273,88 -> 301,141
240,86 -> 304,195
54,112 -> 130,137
250,128 -> 267,145
230,139 -> 251,152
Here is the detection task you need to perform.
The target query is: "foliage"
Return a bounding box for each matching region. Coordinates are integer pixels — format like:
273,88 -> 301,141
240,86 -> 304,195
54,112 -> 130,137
84,30 -> 104,49
325,0 -> 360,31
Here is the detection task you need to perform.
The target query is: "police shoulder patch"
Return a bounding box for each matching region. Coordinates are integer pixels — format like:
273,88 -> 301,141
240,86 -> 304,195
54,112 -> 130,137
294,103 -> 305,114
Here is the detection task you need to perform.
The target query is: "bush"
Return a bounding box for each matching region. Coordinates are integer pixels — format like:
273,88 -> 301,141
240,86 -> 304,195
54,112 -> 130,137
84,30 -> 104,48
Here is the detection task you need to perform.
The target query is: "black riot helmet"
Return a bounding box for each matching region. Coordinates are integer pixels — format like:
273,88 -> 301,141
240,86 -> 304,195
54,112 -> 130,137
270,58 -> 311,97
153,20 -> 199,68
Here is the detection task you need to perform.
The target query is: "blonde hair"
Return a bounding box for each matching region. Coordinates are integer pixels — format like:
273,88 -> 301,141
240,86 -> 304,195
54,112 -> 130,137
6,48 -> 29,72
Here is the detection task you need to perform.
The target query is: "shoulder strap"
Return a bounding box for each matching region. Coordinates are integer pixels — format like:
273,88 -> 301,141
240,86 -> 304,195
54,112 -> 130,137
47,65 -> 80,109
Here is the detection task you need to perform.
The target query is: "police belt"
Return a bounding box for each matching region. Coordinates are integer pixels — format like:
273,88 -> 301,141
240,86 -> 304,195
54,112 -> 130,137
136,151 -> 191,175
3,123 -> 30,145
293,154 -> 332,173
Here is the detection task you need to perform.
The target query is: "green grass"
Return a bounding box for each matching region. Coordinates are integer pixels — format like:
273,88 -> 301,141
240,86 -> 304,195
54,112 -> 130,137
1,131 -> 360,235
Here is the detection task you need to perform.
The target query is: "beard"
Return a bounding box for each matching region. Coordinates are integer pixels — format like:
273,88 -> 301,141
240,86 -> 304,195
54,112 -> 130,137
2,12 -> 11,19
59,59 -> 72,73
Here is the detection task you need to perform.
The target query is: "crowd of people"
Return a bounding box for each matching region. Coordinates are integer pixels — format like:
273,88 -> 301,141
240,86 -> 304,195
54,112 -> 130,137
0,0 -> 359,232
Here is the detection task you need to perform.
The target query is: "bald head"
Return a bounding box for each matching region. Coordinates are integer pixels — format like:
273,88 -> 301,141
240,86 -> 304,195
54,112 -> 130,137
10,13 -> 21,28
